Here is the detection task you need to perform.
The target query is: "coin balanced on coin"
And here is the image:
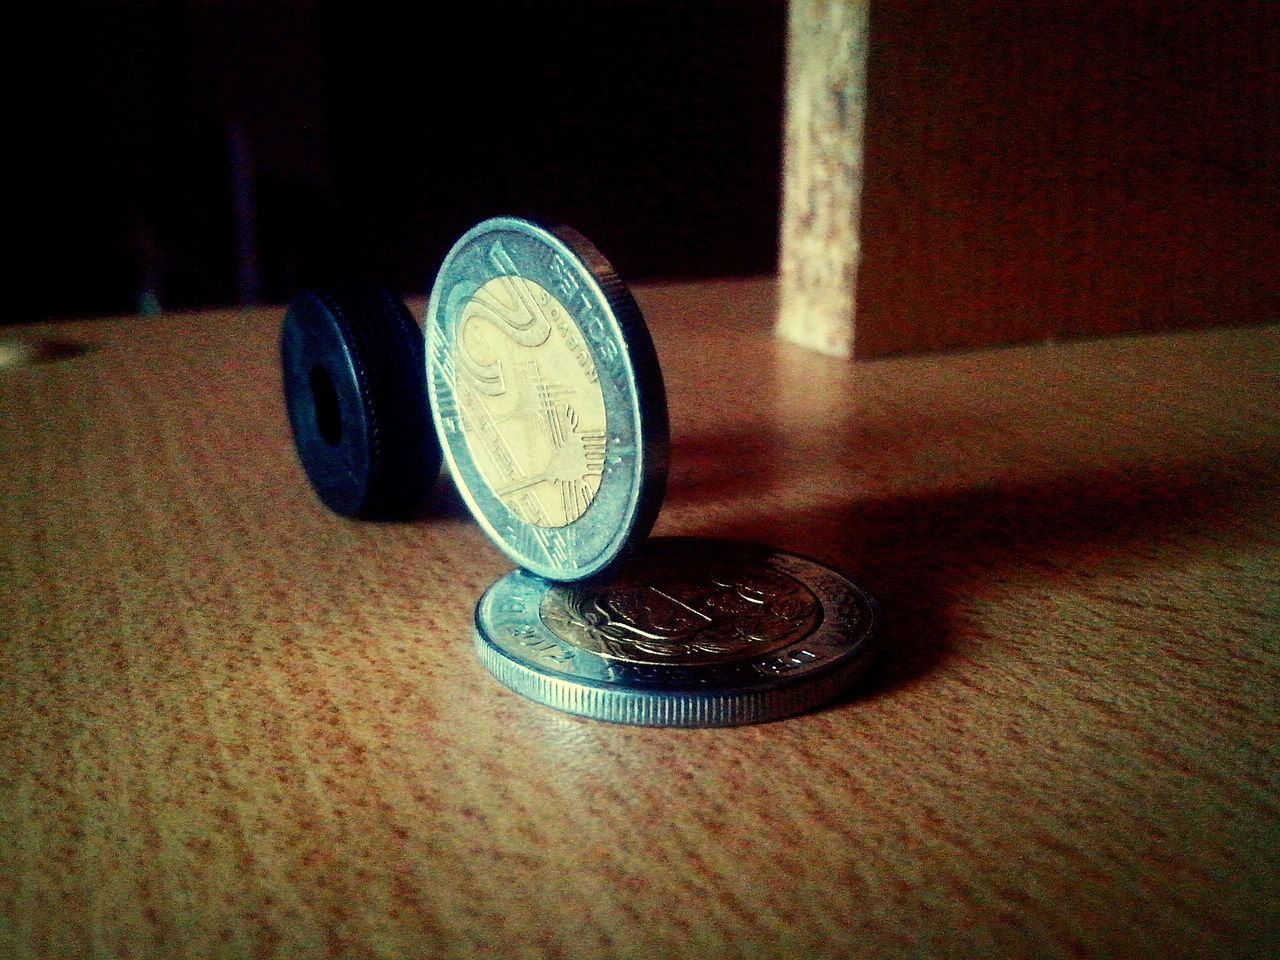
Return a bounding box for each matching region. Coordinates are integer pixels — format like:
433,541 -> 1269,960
425,216 -> 880,727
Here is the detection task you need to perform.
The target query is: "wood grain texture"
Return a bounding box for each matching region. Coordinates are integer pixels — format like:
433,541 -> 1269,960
2,278 -> 1278,959
777,0 -> 870,357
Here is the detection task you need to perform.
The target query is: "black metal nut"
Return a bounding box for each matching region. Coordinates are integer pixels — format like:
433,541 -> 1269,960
281,284 -> 440,519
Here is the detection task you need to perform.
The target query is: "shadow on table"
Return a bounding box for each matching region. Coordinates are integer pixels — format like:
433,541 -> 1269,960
666,416 -> 979,510
419,471 -> 474,524
0,337 -> 93,370
673,434 -> 1279,704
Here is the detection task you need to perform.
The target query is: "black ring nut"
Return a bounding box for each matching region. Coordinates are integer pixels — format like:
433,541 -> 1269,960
281,284 -> 440,519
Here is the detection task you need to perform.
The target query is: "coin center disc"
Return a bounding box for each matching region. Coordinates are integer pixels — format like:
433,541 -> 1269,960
455,276 -> 608,528
538,555 -> 824,666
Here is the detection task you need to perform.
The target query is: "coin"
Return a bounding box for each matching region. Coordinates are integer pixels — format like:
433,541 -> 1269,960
472,538 -> 881,727
426,217 -> 668,581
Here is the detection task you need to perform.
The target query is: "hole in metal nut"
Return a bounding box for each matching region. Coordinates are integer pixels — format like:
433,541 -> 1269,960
309,363 -> 343,446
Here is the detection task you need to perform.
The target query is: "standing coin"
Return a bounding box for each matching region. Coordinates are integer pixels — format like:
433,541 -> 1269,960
426,217 -> 668,580
473,538 -> 881,727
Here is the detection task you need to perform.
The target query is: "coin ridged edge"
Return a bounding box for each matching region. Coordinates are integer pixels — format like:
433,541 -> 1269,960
545,222 -> 669,560
472,627 -> 877,728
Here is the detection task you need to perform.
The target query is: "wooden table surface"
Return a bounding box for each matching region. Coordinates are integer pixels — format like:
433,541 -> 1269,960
2,278 -> 1277,959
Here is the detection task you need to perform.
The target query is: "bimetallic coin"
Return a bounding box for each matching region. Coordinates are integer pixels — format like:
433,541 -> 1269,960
473,539 -> 881,727
426,217 -> 668,581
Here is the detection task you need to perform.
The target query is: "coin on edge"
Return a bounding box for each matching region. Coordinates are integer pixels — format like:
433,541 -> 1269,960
473,538 -> 882,727
426,217 -> 669,581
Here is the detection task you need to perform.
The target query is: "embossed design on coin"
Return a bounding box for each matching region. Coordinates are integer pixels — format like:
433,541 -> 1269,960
539,555 -> 821,665
472,538 -> 881,727
456,274 -> 607,527
426,216 -> 668,581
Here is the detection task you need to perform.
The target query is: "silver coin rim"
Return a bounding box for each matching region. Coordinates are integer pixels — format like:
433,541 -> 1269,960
472,538 -> 882,727
425,216 -> 668,581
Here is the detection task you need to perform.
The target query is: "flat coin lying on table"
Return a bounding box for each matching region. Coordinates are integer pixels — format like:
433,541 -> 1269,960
473,538 -> 881,727
426,216 -> 668,581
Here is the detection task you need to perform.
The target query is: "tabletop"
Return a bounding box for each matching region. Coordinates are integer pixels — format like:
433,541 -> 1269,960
2,278 -> 1277,959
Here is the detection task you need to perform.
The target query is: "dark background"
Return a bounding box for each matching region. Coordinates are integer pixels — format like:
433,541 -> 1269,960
13,0 -> 786,323
11,1 -> 1277,347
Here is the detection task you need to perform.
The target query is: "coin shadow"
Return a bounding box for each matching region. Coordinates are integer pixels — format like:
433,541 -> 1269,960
674,454 -> 1278,704
666,428 -> 788,505
416,471 -> 476,524
666,412 -> 986,507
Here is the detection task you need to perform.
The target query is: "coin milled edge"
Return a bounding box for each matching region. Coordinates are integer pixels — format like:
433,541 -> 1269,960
472,626 -> 879,727
471,540 -> 882,727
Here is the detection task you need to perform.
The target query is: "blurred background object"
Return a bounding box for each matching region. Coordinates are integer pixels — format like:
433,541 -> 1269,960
848,1 -> 1278,357
11,0 -> 1277,359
